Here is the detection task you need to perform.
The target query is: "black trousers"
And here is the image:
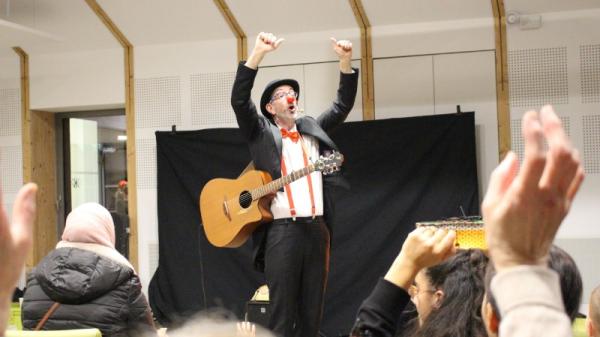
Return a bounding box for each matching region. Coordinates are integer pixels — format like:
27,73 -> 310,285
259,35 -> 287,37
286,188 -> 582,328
264,216 -> 330,337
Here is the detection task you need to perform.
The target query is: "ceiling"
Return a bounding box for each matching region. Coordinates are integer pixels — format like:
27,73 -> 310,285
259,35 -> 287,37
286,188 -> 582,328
0,0 -> 599,58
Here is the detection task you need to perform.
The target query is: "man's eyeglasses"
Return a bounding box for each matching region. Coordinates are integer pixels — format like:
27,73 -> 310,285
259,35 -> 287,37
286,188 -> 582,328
270,90 -> 298,102
408,284 -> 436,299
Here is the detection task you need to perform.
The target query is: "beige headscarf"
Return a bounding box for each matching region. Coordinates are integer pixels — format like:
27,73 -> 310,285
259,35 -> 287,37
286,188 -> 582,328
57,202 -> 134,271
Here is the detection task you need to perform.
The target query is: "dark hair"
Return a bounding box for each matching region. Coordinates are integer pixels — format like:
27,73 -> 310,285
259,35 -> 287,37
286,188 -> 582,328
484,245 -> 583,323
413,249 -> 489,337
548,245 -> 582,321
483,263 -> 500,320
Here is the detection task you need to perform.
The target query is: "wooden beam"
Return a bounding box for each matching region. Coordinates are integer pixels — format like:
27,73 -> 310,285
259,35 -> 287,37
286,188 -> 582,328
213,0 -> 247,62
13,47 -> 58,268
491,0 -> 511,160
85,0 -> 138,270
349,0 -> 375,120
29,110 -> 58,267
84,0 -> 131,47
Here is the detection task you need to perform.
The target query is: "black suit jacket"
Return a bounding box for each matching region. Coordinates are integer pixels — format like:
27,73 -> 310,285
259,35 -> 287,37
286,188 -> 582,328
231,62 -> 359,270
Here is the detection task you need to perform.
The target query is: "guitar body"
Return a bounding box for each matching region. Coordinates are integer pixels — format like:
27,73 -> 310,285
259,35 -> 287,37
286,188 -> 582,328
200,170 -> 274,248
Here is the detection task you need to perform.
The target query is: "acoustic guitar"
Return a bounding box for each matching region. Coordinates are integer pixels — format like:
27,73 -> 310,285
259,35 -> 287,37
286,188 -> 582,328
200,152 -> 344,248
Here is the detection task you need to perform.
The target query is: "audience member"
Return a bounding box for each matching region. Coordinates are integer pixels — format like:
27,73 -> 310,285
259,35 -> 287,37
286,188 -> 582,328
350,226 -> 456,337
482,245 -> 583,337
412,249 -> 488,337
21,202 -> 155,337
482,105 -> 584,337
549,245 -> 583,321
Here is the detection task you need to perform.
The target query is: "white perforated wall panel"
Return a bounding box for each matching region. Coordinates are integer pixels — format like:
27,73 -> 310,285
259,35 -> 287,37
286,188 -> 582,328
135,138 -> 156,189
505,9 -> 600,313
0,88 -> 20,137
582,115 -> 600,174
581,44 -> 600,104
148,242 -> 159,281
190,72 -> 236,126
135,77 -> 182,129
511,116 -> 571,160
509,47 -> 569,107
510,118 -> 523,158
0,146 -> 23,193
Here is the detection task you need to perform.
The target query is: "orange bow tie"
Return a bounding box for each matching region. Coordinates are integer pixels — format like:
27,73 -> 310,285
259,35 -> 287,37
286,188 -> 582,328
281,129 -> 300,143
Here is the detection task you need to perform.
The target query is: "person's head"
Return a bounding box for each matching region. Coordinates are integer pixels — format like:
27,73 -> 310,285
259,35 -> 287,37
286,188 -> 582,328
548,245 -> 583,321
587,285 -> 600,337
411,249 -> 488,337
260,79 -> 300,127
482,245 -> 583,337
118,180 -> 127,192
61,202 -> 115,248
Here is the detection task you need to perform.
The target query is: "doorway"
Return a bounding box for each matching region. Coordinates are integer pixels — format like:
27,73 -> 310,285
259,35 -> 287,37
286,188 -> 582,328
56,109 -> 129,257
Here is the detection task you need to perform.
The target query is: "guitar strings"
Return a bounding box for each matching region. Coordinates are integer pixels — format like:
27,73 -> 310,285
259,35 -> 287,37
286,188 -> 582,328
222,155 -> 340,207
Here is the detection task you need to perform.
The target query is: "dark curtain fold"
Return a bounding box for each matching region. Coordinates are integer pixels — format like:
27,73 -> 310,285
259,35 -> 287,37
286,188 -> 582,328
149,113 -> 479,336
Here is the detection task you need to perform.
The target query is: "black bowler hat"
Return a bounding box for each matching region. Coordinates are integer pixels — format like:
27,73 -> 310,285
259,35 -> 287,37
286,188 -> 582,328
260,79 -> 300,120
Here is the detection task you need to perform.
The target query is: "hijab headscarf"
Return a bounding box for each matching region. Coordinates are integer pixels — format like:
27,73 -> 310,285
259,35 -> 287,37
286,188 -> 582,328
57,202 -> 134,271
61,202 -> 116,248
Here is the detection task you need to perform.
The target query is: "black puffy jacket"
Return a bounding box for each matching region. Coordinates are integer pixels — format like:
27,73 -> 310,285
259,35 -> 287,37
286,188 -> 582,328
22,247 -> 155,337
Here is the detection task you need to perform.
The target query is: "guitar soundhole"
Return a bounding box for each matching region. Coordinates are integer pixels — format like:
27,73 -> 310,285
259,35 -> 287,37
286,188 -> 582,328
239,191 -> 252,209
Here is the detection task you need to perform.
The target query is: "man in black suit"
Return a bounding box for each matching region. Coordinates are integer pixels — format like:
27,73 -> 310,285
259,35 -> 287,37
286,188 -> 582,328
231,32 -> 359,337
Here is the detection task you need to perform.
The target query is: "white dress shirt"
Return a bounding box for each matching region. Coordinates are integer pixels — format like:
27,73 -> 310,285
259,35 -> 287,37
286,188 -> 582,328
271,126 -> 324,219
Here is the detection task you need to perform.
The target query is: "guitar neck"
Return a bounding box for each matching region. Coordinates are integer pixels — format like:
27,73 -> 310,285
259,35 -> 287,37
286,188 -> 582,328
251,164 -> 315,199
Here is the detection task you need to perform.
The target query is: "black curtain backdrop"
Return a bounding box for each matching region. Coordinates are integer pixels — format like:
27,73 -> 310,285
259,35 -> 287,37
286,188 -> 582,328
148,113 -> 480,336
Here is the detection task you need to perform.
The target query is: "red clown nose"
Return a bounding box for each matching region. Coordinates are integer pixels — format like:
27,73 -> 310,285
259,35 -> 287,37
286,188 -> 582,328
286,96 -> 295,104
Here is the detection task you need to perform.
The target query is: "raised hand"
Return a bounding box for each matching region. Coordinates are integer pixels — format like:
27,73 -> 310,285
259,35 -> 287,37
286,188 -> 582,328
237,321 -> 256,337
0,182 -> 37,334
385,227 -> 456,289
482,105 -> 584,271
0,183 -> 37,295
330,38 -> 353,73
245,32 -> 284,69
330,38 -> 352,60
254,32 -> 284,54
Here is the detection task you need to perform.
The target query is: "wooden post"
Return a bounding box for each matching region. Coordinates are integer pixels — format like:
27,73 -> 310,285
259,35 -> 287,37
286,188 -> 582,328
491,0 -> 511,160
349,0 -> 375,120
13,47 -> 57,268
85,0 -> 139,270
214,0 -> 247,62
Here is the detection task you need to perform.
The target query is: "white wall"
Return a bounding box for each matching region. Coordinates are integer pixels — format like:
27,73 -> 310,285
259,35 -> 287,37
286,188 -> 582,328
29,48 -> 124,112
372,17 -> 495,58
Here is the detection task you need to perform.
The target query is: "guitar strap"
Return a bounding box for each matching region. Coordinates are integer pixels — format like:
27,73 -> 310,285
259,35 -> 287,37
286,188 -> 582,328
280,135 -> 316,220
239,161 -> 255,177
